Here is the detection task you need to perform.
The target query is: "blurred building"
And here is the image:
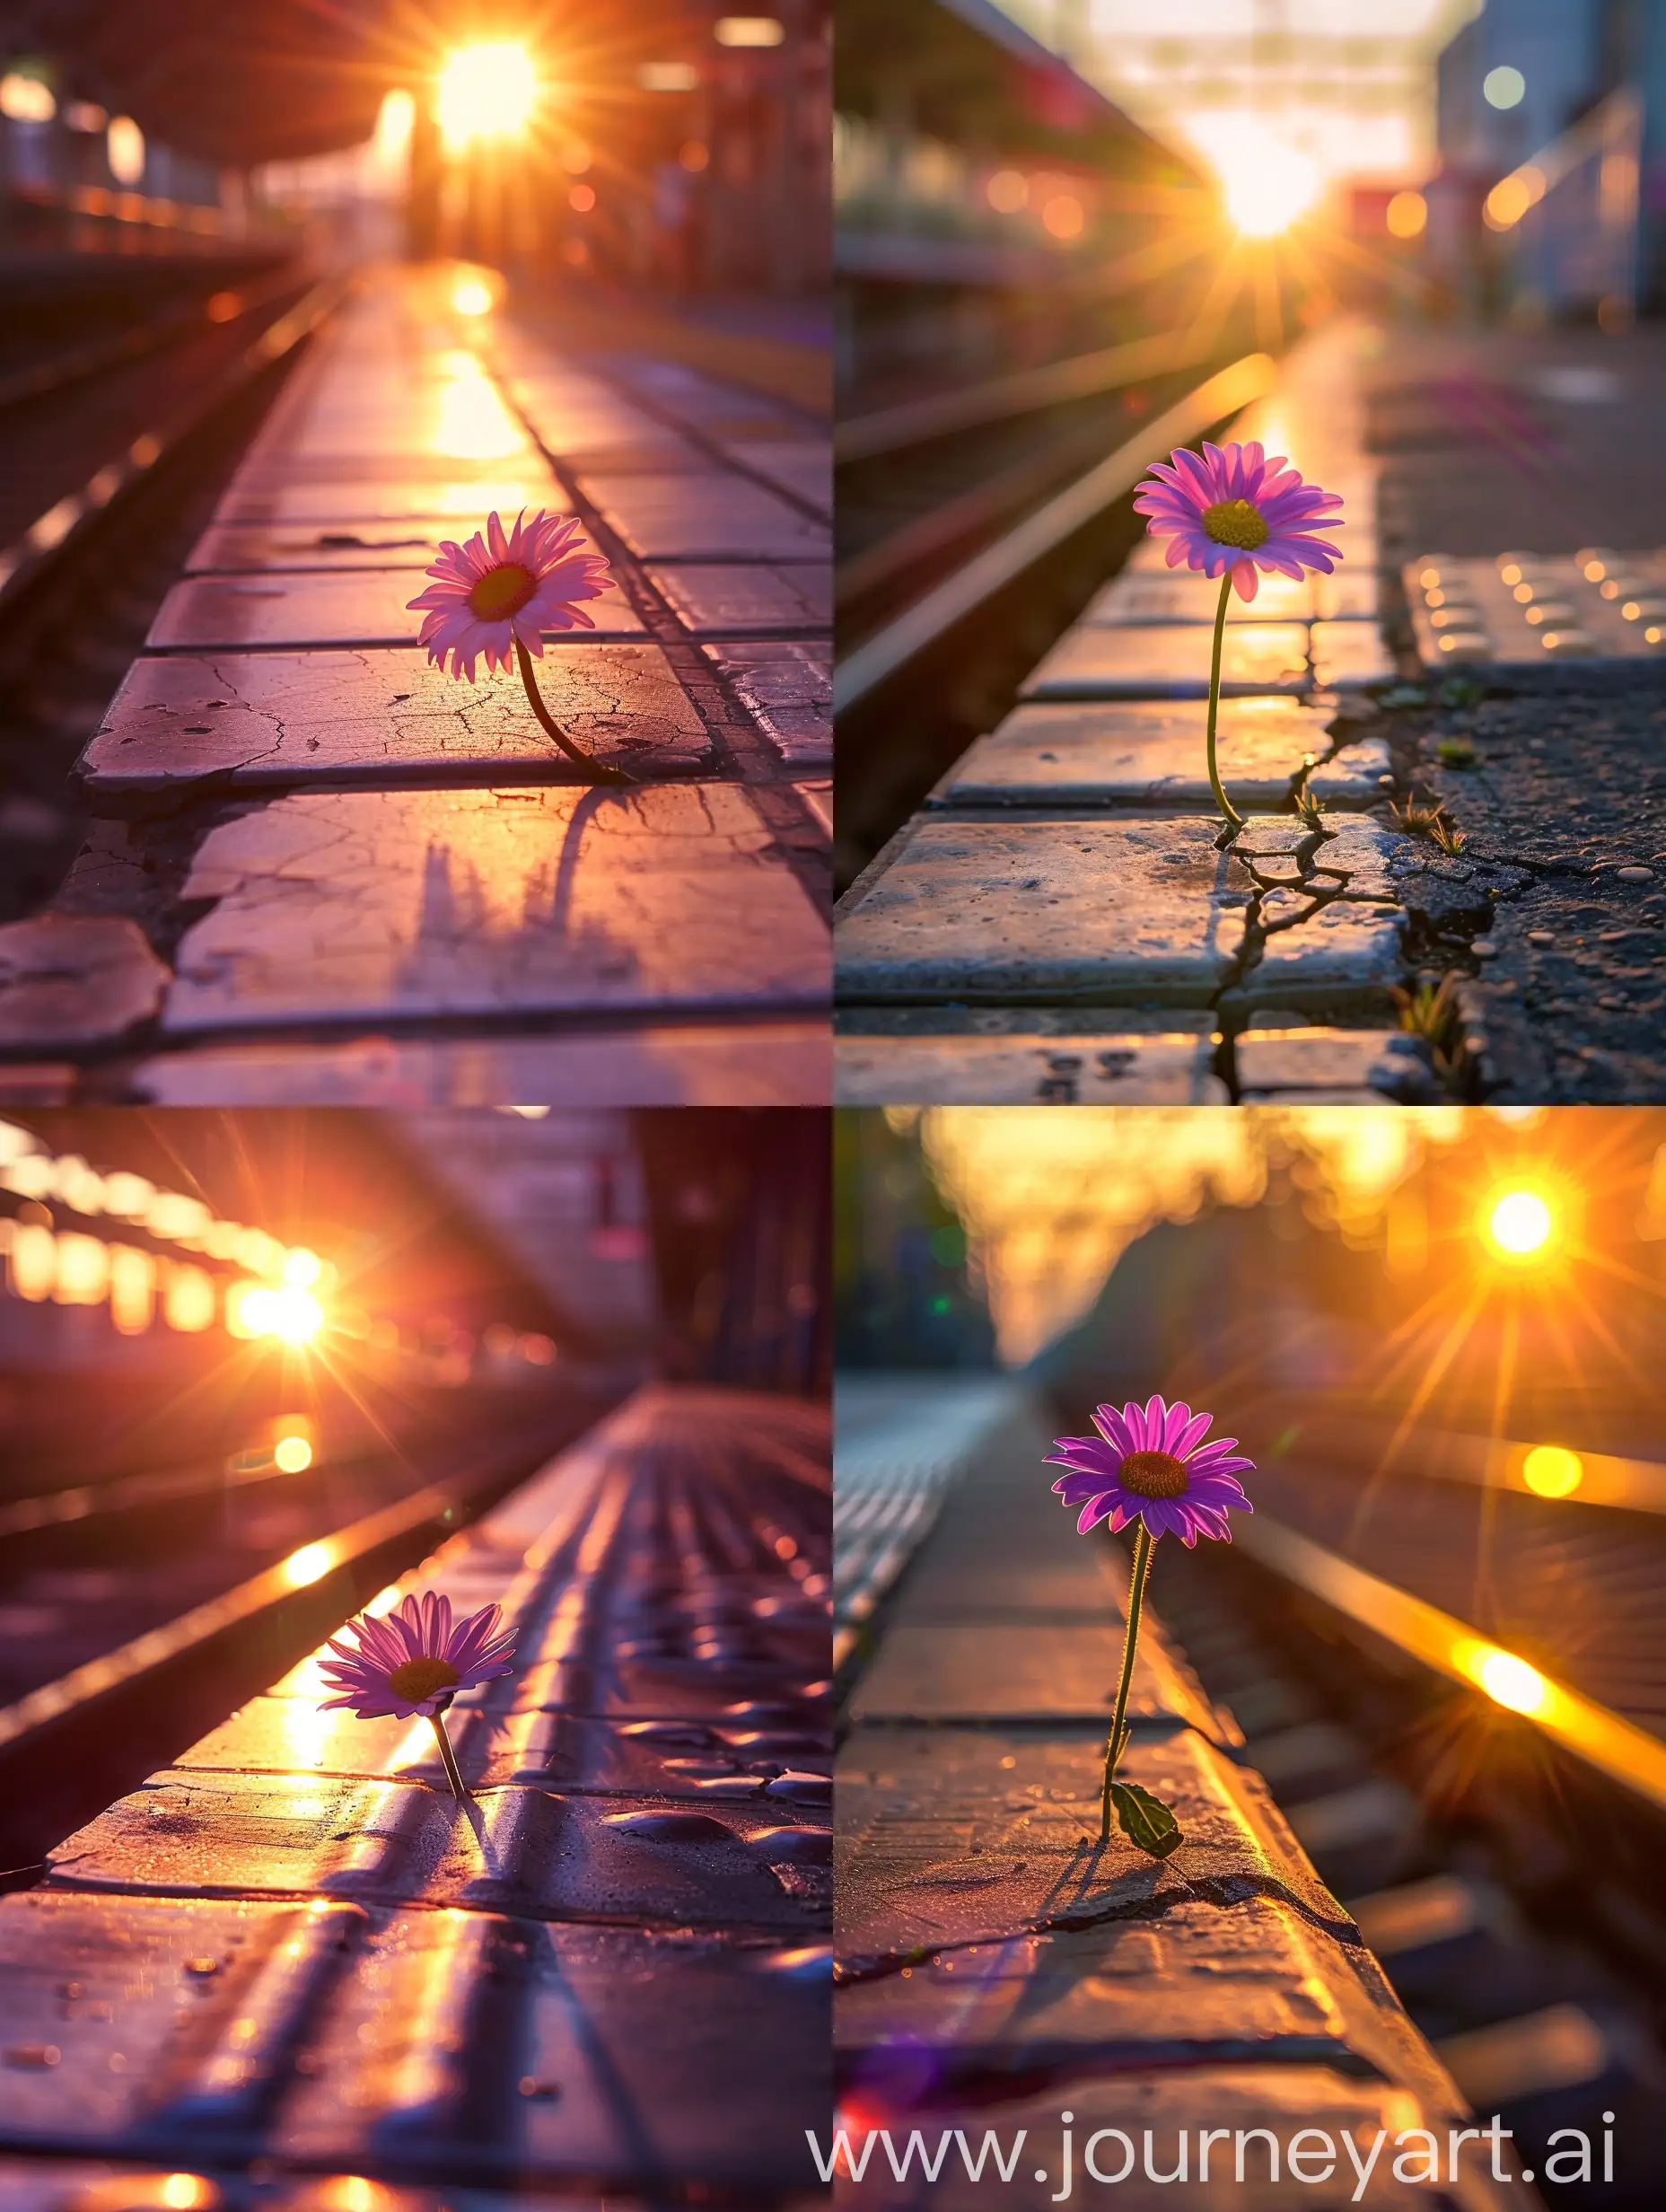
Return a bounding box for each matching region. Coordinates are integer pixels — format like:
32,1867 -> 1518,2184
400,0 -> 830,299
1432,0 -> 1666,317
835,0 -> 1206,400
834,1110 -> 995,1370
1,1 -> 829,302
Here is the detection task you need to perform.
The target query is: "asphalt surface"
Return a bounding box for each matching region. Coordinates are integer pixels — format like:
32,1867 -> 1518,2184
1371,320 -> 1666,1101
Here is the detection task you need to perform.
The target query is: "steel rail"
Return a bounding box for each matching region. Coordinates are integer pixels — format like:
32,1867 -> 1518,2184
0,267 -> 352,615
0,1449 -> 317,1540
836,325 -> 1222,467
834,349 -> 1276,715
0,263 -> 303,415
1264,1408 -> 1666,1518
0,1470 -> 474,1757
1236,1509 -> 1666,1821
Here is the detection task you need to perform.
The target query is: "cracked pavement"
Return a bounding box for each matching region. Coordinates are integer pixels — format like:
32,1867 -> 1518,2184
833,1380 -> 1486,2166
0,266 -> 832,1101
836,318 -> 1666,1104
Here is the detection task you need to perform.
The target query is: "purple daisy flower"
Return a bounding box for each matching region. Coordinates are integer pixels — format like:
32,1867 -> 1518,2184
317,1592 -> 516,1720
406,507 -> 614,683
1132,440 -> 1343,603
1047,1395 -> 1254,1549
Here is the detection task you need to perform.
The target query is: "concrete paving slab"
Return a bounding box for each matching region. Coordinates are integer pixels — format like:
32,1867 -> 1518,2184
1083,571 -> 1316,625
269,396 -> 533,466
0,1891 -> 364,2147
613,360 -> 802,434
185,522 -> 499,573
834,1032 -> 1225,1103
648,561 -> 831,635
835,817 -> 1251,1005
835,1726 -> 1355,1965
171,1694 -> 828,1805
232,454 -> 539,493
837,1897 -> 1364,2074
42,1769 -> 821,1933
0,1903 -> 824,2188
1299,814 -> 1407,900
577,472 -> 831,560
1235,1029 -> 1435,1101
1241,899 -> 1407,1013
890,1488 -> 1161,1628
1311,621 -> 1399,689
146,572 -> 646,651
126,1023 -> 831,1105
702,641 -> 830,762
507,1649 -> 834,1723
722,442 -> 832,511
0,917 -> 167,1050
217,478 -> 562,527
81,645 -> 706,798
274,1914 -> 827,2190
1021,624 -> 1311,701
499,382 -> 680,456
846,1620 -> 1223,1737
799,777 -> 832,838
941,698 -> 1390,812
159,785 -> 829,1035
171,1697 -> 426,1780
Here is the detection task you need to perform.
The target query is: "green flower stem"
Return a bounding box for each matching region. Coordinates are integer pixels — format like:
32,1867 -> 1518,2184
429,1698 -> 469,1803
1100,1523 -> 1154,1846
515,636 -> 636,786
1206,570 -> 1245,833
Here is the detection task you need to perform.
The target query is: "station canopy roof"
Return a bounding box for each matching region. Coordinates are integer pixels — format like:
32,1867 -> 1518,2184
4,0 -> 714,167
0,0 -> 402,162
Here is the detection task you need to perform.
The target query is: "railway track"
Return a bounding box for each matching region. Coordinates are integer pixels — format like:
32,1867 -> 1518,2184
833,345 -> 1275,891
0,1391 -> 612,1877
837,329 -> 1230,632
0,259 -> 335,927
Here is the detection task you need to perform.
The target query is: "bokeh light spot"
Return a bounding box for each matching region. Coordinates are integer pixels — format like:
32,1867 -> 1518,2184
1486,1189 -> 1553,1258
1521,1444 -> 1583,1499
1475,1648 -> 1547,1714
1484,66 -> 1526,110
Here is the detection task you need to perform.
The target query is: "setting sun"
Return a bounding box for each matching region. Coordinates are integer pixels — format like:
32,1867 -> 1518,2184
1485,1188 -> 1555,1260
1196,119 -> 1323,237
435,43 -> 539,150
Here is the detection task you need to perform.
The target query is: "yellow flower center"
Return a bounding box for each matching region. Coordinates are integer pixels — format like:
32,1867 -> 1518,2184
468,561 -> 537,621
1118,1449 -> 1189,1499
1202,497 -> 1269,550
388,1655 -> 460,1704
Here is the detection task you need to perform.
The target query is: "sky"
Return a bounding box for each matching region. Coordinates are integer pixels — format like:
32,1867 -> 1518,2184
1001,0 -> 1484,191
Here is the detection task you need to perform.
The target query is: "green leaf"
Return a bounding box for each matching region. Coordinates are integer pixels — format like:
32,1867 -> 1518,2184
1110,1781 -> 1183,1858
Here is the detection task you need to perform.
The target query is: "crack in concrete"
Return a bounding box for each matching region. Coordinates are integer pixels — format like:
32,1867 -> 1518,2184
1206,801 -> 1421,1101
835,1869 -> 1365,1987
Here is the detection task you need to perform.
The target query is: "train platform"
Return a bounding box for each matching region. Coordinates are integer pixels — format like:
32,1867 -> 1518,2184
0,1384 -> 831,2203
833,1376 -> 1539,2210
834,319 -> 1666,1107
0,263 -> 832,1108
